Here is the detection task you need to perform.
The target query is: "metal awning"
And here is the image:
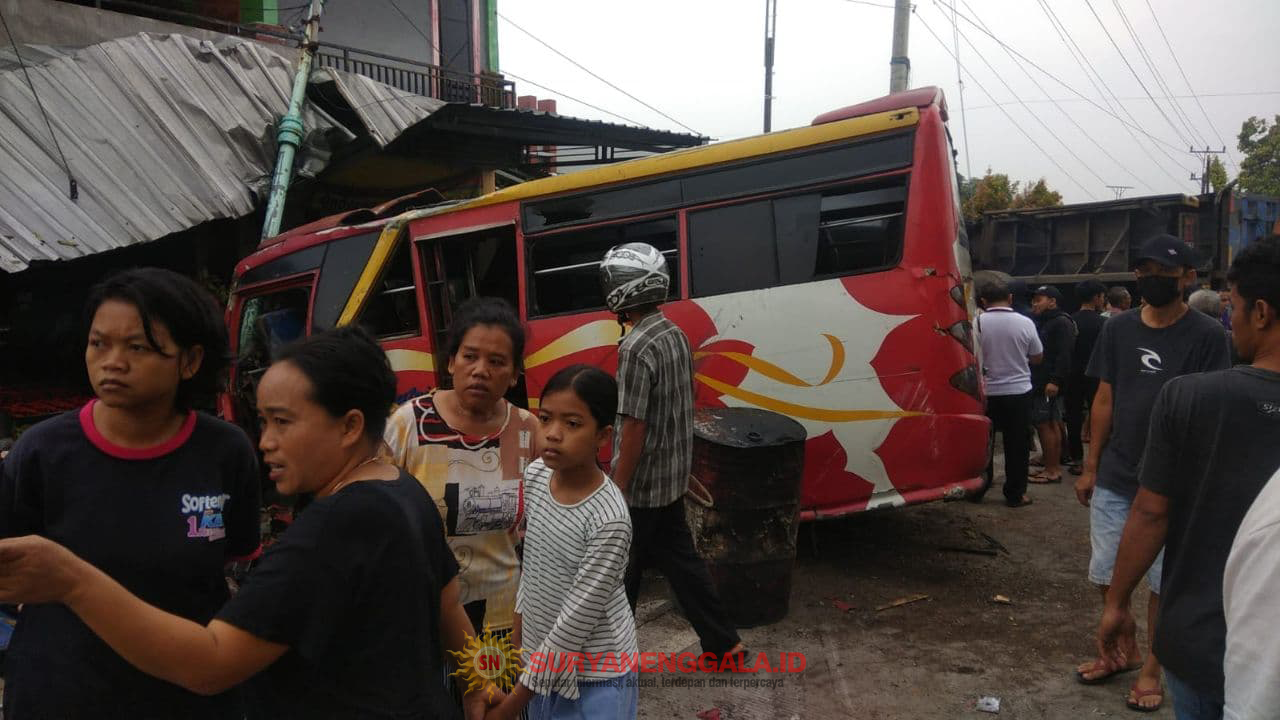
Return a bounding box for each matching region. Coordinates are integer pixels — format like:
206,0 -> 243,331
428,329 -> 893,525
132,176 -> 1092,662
1,32 -> 707,274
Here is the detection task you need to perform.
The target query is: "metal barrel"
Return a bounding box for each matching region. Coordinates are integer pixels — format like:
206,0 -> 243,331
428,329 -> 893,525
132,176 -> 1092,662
685,407 -> 806,628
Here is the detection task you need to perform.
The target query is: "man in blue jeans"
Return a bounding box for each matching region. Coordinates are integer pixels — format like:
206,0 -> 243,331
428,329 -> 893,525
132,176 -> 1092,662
1096,237 -> 1280,719
1073,235 -> 1232,712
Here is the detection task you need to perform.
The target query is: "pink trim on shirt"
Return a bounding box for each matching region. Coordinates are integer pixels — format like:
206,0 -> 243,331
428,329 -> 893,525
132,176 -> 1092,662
79,400 -> 197,460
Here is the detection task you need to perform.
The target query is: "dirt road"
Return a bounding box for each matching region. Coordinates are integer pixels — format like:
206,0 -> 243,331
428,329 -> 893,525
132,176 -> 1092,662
635,463 -> 1169,719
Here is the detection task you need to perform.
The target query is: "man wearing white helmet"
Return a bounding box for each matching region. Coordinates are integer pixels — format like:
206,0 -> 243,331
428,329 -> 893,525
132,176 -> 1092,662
600,243 -> 744,663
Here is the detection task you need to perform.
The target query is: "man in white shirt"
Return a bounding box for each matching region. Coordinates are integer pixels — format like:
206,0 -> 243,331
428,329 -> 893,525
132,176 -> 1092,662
975,279 -> 1044,507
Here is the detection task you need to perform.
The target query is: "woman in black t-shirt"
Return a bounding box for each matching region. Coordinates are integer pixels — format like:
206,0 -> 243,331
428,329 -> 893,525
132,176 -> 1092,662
0,268 -> 262,719
0,326 -> 493,719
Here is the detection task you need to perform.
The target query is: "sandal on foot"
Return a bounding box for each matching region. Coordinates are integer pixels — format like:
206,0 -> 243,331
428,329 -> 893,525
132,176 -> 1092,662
1074,659 -> 1141,685
1006,496 -> 1034,508
1125,683 -> 1164,712
1028,473 -> 1062,484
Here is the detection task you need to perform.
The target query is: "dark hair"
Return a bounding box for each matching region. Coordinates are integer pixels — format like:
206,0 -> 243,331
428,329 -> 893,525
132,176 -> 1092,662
539,364 -> 617,430
1075,280 -> 1107,303
83,268 -> 228,410
977,279 -> 1012,304
1227,236 -> 1280,314
274,325 -> 397,442
445,297 -> 526,373
1106,286 -> 1131,307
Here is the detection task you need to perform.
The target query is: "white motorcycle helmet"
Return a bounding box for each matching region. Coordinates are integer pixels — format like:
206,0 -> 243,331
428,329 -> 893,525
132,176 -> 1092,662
599,242 -> 670,314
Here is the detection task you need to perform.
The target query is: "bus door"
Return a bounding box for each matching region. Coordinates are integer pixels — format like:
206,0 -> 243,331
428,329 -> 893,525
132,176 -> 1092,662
417,224 -> 523,400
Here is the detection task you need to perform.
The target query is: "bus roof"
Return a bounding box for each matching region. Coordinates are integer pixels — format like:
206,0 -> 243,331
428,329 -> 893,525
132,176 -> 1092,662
812,86 -> 946,125
257,89 -> 930,251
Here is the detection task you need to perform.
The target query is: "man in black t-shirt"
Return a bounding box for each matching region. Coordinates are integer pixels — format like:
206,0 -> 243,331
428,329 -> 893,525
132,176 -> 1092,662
1096,237 -> 1280,718
1029,286 -> 1075,483
1073,235 -> 1232,711
1065,280 -> 1107,473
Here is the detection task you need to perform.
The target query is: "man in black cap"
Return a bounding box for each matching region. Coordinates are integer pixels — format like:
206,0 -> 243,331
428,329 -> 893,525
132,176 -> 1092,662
1029,285 -> 1075,484
1073,234 -> 1232,712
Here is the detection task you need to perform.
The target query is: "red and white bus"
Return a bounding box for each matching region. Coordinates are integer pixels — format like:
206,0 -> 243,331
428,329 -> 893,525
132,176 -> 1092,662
227,86 -> 988,518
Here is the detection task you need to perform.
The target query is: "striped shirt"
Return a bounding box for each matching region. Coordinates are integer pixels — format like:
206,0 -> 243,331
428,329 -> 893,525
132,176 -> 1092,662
516,459 -> 637,699
611,311 -> 694,508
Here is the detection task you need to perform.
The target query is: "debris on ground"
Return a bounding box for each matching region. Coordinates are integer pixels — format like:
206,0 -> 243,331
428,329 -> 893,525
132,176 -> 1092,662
938,544 -> 999,556
980,532 -> 1010,555
831,599 -> 855,613
695,708 -> 722,720
992,595 -> 1012,605
976,695 -> 1001,713
875,593 -> 929,611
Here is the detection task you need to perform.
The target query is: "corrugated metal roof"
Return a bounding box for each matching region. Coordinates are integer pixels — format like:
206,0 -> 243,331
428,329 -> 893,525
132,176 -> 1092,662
0,32 -> 346,274
312,67 -> 445,148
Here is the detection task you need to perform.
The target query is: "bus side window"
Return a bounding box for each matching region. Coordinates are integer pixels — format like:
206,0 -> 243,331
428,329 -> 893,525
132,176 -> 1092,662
357,238 -> 421,339
689,178 -> 906,298
812,182 -> 906,278
528,217 -> 679,317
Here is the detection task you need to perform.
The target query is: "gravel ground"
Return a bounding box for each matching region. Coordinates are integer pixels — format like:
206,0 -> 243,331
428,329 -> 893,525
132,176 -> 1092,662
634,452 -> 1171,720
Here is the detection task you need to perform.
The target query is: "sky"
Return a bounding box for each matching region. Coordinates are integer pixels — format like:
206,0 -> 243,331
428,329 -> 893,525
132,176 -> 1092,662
495,0 -> 1280,203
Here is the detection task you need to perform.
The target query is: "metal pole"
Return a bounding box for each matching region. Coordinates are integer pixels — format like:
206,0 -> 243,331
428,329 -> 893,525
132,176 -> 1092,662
763,0 -> 777,132
889,0 -> 911,93
261,0 -> 325,240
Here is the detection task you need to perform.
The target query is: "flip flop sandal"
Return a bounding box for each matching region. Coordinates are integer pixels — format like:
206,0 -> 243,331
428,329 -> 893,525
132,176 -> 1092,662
1006,496 -> 1034,508
1075,659 -> 1142,685
1028,474 -> 1063,484
1125,683 -> 1164,712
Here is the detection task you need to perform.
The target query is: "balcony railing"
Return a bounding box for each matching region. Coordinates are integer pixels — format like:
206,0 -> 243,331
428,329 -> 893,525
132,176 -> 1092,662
62,0 -> 516,108
314,45 -> 515,109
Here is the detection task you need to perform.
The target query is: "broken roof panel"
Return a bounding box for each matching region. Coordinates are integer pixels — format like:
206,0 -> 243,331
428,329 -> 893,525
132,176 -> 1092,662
0,32 -> 343,273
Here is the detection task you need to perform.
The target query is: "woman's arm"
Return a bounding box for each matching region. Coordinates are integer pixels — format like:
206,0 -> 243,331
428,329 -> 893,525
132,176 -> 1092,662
0,535 -> 286,695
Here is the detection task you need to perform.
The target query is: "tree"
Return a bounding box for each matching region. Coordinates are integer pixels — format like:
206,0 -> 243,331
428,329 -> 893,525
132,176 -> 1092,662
1207,156 -> 1229,193
1011,178 -> 1064,210
1237,115 -> 1280,195
961,169 -> 1014,224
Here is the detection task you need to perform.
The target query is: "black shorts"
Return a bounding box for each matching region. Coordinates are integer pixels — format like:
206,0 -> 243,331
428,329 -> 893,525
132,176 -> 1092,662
1030,393 -> 1063,424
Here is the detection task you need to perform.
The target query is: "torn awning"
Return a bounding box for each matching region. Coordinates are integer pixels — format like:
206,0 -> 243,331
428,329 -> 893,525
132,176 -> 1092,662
0,32 -> 345,274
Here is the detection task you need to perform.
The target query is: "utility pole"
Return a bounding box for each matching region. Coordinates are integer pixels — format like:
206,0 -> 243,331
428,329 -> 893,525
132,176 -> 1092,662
1189,146 -> 1226,195
1106,185 -> 1133,199
763,0 -> 777,132
889,0 -> 911,93
262,0 -> 325,240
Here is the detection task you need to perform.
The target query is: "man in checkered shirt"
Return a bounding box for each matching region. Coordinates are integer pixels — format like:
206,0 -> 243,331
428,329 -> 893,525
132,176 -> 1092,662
600,242 -> 743,662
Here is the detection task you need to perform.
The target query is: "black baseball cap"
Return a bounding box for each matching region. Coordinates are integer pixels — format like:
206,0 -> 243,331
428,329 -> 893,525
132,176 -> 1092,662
1132,234 -> 1200,269
1032,285 -> 1063,304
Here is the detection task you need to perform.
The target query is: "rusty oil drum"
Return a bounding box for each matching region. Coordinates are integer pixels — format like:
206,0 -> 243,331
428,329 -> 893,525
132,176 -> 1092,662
685,407 -> 806,628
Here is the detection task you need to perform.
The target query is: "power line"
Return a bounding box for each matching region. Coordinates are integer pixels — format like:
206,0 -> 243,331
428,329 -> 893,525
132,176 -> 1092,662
385,0 -> 437,54
914,9 -> 1095,198
943,9 -> 1102,195
496,69 -> 650,128
1031,0 -> 1193,186
1108,0 -> 1205,149
1080,0 -> 1197,156
950,0 -> 972,179
496,12 -> 699,135
842,0 -> 897,8
938,0 -> 1195,183
1,5 -> 76,200
1142,0 -> 1239,169
966,91 -> 1280,110
954,0 -> 1148,192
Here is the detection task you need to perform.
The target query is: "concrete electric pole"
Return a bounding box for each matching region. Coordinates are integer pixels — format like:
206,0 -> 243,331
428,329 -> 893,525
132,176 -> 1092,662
1189,146 -> 1226,195
763,0 -> 777,132
889,0 -> 911,93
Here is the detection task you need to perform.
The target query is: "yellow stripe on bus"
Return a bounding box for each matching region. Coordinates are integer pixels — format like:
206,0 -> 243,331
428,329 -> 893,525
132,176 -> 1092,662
386,348 -> 435,373
449,107 -> 920,213
694,374 -> 923,424
337,221 -> 405,327
524,320 -> 622,369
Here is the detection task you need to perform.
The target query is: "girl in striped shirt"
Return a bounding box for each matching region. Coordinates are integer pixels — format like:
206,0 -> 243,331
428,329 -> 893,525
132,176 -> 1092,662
485,365 -> 638,719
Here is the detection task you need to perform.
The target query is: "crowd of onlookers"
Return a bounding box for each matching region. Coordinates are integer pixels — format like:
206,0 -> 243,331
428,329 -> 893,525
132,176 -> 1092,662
976,233 -> 1280,719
